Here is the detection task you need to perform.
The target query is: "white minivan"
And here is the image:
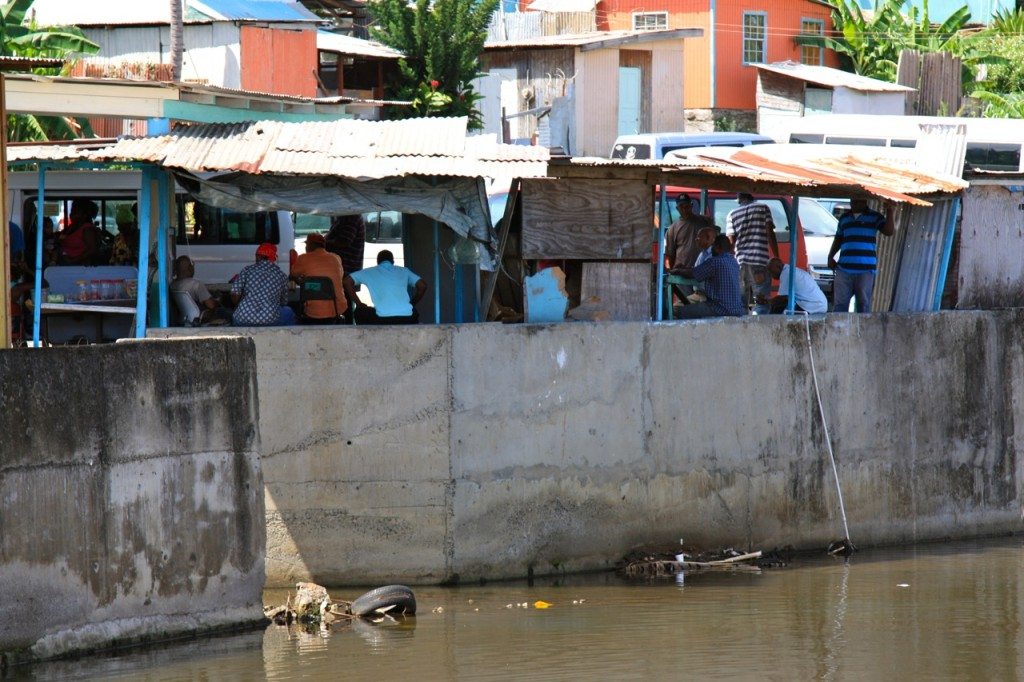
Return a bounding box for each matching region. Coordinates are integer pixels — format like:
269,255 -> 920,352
610,132 -> 774,160
8,170 -> 295,285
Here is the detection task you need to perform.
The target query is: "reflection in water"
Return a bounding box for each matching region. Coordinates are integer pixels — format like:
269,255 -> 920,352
10,537 -> 1024,680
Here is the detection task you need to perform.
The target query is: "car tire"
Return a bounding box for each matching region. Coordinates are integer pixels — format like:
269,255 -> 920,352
350,585 -> 417,617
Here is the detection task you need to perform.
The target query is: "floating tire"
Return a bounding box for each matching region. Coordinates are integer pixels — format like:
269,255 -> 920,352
350,584 -> 417,617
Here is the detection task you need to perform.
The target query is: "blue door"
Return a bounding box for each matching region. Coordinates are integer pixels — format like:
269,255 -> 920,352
618,67 -> 641,136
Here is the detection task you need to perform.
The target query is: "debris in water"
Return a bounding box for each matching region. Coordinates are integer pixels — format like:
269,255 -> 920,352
828,539 -> 855,556
897,583 -> 910,588
534,601 -> 551,609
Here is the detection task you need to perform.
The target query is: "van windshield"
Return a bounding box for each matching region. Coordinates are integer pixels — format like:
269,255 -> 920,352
177,198 -> 280,245
798,199 -> 838,236
611,143 -> 651,160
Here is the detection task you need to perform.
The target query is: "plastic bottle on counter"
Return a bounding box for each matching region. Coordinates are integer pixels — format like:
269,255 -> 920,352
75,280 -> 88,302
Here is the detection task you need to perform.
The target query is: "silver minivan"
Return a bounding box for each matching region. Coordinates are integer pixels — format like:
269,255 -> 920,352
610,132 -> 773,160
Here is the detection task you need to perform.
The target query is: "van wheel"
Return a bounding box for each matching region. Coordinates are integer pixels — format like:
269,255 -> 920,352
350,585 -> 417,617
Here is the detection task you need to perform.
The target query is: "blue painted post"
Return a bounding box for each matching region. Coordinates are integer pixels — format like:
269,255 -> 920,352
655,184 -> 668,320
156,170 -> 170,327
786,196 -> 799,314
432,220 -> 441,323
932,196 -> 961,311
453,264 -> 464,323
472,261 -> 481,322
31,165 -> 46,347
699,188 -> 708,214
135,167 -> 153,338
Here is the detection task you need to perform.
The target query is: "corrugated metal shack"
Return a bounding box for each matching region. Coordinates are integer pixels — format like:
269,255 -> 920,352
496,144 -> 966,322
478,29 -> 701,155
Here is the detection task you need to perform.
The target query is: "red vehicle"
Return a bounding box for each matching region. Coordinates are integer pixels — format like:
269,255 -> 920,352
659,187 -> 810,272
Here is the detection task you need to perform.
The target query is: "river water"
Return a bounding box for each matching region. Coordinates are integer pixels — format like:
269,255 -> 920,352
12,537 -> 1024,681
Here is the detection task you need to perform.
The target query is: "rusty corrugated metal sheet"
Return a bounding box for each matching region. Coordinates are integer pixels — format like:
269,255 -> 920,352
564,145 -> 966,204
75,116 -> 550,179
874,123 -> 967,311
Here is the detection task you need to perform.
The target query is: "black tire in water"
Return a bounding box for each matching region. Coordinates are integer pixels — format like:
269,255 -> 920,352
350,585 -> 417,617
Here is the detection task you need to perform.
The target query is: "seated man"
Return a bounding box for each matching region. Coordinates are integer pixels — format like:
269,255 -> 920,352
672,225 -> 718,304
230,243 -> 294,327
674,234 -> 747,319
764,258 -> 828,314
291,232 -> 348,323
170,255 -> 228,325
343,250 -> 427,325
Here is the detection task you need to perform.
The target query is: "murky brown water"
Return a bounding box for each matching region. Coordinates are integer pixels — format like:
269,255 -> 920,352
12,537 -> 1024,681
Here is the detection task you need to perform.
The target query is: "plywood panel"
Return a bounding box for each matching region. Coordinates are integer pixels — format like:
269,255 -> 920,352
521,179 -> 653,259
574,48 -> 620,156
581,262 -> 652,320
651,46 -> 685,131
240,26 -> 316,97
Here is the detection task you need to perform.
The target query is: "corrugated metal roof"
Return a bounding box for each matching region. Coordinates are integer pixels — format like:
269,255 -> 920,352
485,28 -> 698,50
560,144 -> 966,204
316,30 -> 403,59
47,117 -> 551,179
30,0 -> 319,26
756,62 -> 916,93
0,56 -> 65,70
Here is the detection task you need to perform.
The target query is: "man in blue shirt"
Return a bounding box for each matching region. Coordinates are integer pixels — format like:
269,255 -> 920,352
343,250 -> 427,325
674,234 -> 747,319
828,198 -> 895,313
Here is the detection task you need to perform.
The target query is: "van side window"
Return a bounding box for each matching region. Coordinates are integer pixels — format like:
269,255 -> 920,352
365,211 -> 403,243
965,142 -> 1021,171
177,198 -> 280,245
790,134 -> 823,144
611,143 -> 651,160
824,136 -> 886,146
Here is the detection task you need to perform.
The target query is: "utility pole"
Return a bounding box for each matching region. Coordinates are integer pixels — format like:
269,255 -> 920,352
169,0 -> 183,80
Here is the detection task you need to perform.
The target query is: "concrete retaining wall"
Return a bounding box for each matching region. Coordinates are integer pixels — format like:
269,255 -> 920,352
0,338 -> 265,663
152,311 -> 1024,586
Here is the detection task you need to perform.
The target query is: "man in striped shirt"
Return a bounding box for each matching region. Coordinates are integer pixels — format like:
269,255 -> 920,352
726,193 -> 779,314
828,198 -> 895,313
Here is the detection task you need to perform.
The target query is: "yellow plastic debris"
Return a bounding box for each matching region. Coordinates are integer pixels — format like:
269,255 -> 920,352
533,600 -> 552,609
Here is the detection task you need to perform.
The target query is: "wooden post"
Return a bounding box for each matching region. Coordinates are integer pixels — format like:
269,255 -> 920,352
0,73 -> 10,348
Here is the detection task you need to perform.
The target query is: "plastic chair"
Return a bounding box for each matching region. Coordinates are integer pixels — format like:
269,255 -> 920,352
298,276 -> 341,322
171,290 -> 202,326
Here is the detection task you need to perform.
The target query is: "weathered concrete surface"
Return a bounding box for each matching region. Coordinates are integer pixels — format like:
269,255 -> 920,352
152,311 -> 1024,585
0,338 -> 265,663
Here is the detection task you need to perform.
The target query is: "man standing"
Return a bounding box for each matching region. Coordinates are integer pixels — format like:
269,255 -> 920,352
291,233 -> 348,323
343,250 -> 427,325
665,194 -> 715,270
230,242 -> 293,326
764,258 -> 828,314
828,198 -> 895,313
674,234 -> 747,320
325,214 -> 366,278
726,192 -> 778,314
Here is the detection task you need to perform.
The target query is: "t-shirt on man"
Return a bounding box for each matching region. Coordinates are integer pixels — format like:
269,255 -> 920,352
350,261 -> 421,318
292,248 -> 347,320
777,264 -> 828,314
171,277 -> 213,308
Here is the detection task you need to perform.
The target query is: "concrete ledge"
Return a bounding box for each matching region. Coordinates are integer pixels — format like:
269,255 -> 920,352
0,337 -> 265,662
152,311 -> 1024,584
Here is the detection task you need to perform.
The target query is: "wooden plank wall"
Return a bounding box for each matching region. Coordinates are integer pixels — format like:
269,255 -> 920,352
580,262 -> 651,321
520,178 -> 653,259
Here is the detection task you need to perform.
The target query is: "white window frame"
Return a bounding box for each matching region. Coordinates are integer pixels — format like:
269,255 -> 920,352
800,18 -> 825,66
632,11 -> 668,31
742,11 -> 767,65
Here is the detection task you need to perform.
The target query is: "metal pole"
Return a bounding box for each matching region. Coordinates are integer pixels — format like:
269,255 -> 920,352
432,219 -> 441,323
786,196 -> 799,314
655,184 -> 668,320
31,164 -> 46,347
156,169 -> 169,328
135,167 -> 152,338
0,72 -> 9,348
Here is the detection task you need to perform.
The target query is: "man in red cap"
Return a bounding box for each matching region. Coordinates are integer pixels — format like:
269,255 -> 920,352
230,242 -> 293,326
291,232 -> 347,323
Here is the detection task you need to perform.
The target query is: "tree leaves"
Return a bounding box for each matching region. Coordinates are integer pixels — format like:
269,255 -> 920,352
368,0 -> 498,128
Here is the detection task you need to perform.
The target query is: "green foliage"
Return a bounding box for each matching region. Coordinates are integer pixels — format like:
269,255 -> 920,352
990,8 -> 1024,35
368,0 -> 498,128
970,11 -> 1024,118
970,89 -> 1024,117
0,0 -> 100,141
799,0 -> 990,86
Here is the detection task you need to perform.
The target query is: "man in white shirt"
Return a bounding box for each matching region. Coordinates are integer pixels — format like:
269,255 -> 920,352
764,258 -> 828,314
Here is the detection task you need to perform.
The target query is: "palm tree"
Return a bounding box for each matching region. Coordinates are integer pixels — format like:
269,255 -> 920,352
0,0 -> 100,141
